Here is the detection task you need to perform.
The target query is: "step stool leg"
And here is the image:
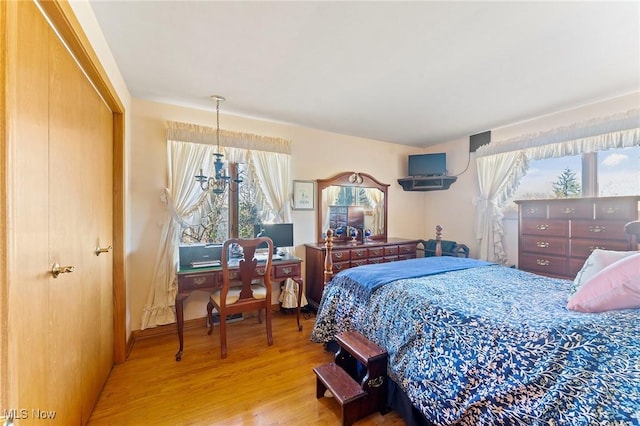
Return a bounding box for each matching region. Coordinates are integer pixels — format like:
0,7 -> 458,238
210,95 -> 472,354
342,404 -> 358,426
316,376 -> 327,399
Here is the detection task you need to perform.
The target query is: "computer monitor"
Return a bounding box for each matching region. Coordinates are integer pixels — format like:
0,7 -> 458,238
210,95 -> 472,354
253,223 -> 294,252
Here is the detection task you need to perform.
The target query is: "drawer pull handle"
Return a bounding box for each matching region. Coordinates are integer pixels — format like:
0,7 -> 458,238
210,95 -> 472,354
536,259 -> 550,266
282,267 -> 292,275
560,208 -> 575,214
194,277 -> 206,286
527,208 -> 540,214
602,207 -> 618,215
335,264 -> 344,271
588,225 -> 606,233
536,241 -> 550,248
536,224 -> 549,231
589,246 -> 606,252
335,252 -> 343,259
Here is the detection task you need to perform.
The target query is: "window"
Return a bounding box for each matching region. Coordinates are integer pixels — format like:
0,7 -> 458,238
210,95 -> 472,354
181,162 -> 262,244
504,145 -> 639,213
597,146 -> 640,196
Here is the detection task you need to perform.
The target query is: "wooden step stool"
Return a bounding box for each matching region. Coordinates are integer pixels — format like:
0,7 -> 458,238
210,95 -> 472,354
313,331 -> 388,426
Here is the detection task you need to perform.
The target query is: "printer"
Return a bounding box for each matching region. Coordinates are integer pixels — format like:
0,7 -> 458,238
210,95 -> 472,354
178,243 -> 223,268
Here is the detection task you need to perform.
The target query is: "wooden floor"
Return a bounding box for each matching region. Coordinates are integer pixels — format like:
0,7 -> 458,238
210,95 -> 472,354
88,310 -> 406,425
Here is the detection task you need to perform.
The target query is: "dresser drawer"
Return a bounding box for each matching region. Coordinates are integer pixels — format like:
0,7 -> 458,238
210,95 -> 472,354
519,202 -> 546,218
398,243 -> 417,256
351,259 -> 368,267
520,253 -> 568,277
568,258 -> 586,278
548,201 -> 592,219
521,235 -> 569,256
399,253 -> 417,261
367,246 -> 385,258
179,272 -> 219,291
521,219 -> 569,237
350,247 -> 368,260
331,249 -> 351,262
332,261 -> 350,274
368,257 -> 385,265
384,245 -> 399,256
273,263 -> 300,279
595,199 -> 638,220
571,220 -> 629,241
570,238 -> 631,259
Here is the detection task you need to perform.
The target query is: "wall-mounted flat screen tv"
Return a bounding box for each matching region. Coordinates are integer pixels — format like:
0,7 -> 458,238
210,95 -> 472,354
408,153 -> 447,177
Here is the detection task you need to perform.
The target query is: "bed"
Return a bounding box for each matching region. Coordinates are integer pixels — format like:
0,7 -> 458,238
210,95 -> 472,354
311,228 -> 640,425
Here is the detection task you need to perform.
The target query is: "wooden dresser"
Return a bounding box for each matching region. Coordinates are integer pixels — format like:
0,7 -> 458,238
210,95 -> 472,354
515,196 -> 640,280
304,238 -> 419,310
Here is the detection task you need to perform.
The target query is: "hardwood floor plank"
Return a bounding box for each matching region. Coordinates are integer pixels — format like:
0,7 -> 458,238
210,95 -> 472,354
89,311 -> 405,425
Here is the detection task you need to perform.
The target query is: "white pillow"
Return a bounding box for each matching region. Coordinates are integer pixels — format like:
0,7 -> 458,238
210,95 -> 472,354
568,249 -> 638,300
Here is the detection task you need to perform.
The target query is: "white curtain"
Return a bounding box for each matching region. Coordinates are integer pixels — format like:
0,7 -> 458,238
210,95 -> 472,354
141,121 -> 296,329
249,149 -> 308,308
475,152 -> 528,263
365,188 -> 385,235
474,108 -> 640,263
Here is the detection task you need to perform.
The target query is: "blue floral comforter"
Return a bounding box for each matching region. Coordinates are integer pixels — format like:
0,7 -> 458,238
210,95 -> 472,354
311,261 -> 640,425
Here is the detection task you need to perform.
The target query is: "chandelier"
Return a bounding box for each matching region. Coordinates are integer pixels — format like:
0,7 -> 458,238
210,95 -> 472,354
195,95 -> 233,194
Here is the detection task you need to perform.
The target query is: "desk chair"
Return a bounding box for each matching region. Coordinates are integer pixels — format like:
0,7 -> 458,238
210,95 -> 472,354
207,237 -> 274,359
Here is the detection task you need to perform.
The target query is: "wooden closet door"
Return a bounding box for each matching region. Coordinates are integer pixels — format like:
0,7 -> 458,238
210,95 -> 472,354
3,2 -> 114,424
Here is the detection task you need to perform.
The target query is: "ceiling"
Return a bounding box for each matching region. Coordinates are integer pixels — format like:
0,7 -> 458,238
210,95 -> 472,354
88,1 -> 639,147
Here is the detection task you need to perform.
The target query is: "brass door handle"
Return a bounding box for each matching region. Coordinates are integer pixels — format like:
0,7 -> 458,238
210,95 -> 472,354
536,241 -> 550,248
95,245 -> 112,256
51,262 -> 75,278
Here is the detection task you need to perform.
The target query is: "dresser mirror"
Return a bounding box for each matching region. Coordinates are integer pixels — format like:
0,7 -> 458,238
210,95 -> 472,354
316,172 -> 389,243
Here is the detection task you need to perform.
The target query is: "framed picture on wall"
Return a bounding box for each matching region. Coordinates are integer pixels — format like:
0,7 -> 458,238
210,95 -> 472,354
292,180 -> 314,210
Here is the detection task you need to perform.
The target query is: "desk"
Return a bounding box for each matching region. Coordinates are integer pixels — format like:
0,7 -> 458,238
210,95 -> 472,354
175,254 -> 303,361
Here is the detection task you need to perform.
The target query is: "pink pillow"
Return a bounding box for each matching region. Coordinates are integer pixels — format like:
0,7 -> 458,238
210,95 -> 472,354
569,249 -> 637,300
567,253 -> 640,313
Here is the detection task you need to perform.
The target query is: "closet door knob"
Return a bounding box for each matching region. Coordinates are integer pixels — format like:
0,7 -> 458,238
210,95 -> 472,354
51,262 -> 75,278
95,245 -> 112,256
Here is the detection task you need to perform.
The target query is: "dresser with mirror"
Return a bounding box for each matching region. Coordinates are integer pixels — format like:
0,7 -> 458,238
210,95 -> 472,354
304,172 -> 419,310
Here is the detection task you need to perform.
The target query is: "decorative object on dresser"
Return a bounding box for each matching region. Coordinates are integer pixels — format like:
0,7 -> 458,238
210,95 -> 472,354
514,196 -> 640,280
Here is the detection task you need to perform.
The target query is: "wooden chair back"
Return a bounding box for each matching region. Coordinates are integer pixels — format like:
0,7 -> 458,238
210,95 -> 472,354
207,236 -> 274,358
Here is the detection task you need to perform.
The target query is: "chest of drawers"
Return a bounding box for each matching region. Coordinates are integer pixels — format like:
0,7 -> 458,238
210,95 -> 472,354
515,196 -> 639,280
304,238 -> 419,310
